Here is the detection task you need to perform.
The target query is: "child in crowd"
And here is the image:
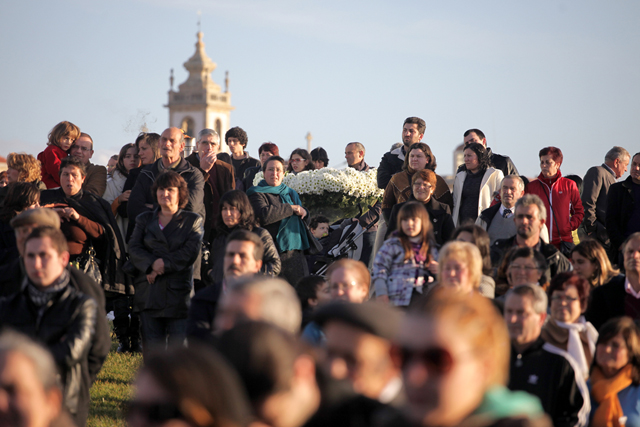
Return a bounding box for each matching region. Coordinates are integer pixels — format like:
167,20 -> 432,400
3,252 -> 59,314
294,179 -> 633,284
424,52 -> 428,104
372,201 -> 438,308
295,275 -> 331,345
310,215 -> 330,239
37,121 -> 80,189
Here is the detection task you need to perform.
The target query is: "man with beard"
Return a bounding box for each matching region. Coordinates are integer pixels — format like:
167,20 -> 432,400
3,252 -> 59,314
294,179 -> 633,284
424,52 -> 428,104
377,117 -> 425,190
490,194 -> 570,280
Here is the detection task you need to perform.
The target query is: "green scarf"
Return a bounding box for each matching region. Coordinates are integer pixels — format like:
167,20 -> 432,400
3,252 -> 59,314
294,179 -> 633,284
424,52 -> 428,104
247,180 -> 310,252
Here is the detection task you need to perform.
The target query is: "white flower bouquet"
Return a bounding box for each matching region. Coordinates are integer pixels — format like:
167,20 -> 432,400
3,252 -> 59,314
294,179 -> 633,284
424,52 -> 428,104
253,167 -> 383,221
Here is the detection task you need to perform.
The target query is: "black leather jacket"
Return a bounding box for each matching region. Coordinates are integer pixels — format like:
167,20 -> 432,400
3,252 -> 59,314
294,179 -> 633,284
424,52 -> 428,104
0,284 -> 97,418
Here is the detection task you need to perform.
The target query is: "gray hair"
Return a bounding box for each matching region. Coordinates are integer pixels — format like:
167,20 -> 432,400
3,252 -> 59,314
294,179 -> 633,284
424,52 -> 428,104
505,284 -> 548,315
605,146 -> 630,162
0,329 -> 60,390
347,142 -> 366,155
501,175 -> 525,192
197,128 -> 220,144
514,194 -> 547,222
230,277 -> 302,334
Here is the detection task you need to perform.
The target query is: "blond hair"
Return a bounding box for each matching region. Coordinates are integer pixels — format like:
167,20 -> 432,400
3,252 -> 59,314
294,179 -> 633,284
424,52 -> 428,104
437,241 -> 483,291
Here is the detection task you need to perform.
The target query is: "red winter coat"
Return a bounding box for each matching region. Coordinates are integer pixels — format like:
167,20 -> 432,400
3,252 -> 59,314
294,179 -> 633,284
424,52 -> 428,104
37,144 -> 68,188
525,171 -> 584,247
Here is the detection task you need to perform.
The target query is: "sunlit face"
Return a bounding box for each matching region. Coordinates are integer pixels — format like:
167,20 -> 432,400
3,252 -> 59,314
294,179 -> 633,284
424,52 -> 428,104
0,351 -> 61,427
596,332 -> 630,378
221,203 -> 241,229
408,149 -> 428,171
60,166 -> 85,196
223,240 -> 262,279
439,258 -> 473,294
198,134 -> 220,156
624,237 -> 640,276
571,252 -> 597,282
402,123 -> 423,147
323,321 -> 395,400
463,132 -> 486,147
329,267 -> 368,303
401,216 -> 422,238
398,316 -> 487,427
123,147 -> 140,172
156,186 -> 179,212
70,136 -> 93,165
264,160 -> 285,187
227,137 -> 244,157
137,139 -> 155,165
159,128 -> 185,162
345,144 -> 364,167
289,154 -> 308,173
540,154 -> 560,178
504,294 -> 545,348
412,178 -> 434,202
612,156 -> 630,179
500,178 -> 524,209
24,237 -> 69,288
515,204 -> 544,240
311,222 -> 329,239
6,168 -> 19,184
507,257 -> 543,287
463,149 -> 480,173
57,135 -> 74,151
630,155 -> 640,184
259,150 -> 275,166
549,285 -> 582,324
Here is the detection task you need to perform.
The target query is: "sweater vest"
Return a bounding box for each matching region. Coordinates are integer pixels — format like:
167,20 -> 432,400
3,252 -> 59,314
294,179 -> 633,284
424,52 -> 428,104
487,212 -> 516,245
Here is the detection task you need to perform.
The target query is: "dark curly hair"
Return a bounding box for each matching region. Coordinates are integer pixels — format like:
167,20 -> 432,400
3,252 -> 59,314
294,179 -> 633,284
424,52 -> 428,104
151,171 -> 189,209
225,127 -> 248,148
461,142 -> 492,173
216,190 -> 257,231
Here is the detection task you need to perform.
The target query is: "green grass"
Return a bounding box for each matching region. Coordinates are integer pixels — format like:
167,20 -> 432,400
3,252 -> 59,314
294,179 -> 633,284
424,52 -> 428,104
87,331 -> 143,427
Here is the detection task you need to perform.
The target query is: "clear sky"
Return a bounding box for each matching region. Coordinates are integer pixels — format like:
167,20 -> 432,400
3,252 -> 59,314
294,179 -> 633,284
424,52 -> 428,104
1,0 -> 639,179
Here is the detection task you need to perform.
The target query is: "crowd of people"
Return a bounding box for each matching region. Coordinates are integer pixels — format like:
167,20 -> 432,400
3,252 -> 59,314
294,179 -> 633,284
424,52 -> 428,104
0,116 -> 639,427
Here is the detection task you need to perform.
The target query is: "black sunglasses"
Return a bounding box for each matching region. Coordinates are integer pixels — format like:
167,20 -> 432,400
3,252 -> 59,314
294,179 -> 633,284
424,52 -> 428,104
125,400 -> 184,423
399,346 -> 454,375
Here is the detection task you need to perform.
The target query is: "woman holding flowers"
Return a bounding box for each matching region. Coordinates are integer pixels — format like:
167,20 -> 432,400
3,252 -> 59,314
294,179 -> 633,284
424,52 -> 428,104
248,156 -> 311,286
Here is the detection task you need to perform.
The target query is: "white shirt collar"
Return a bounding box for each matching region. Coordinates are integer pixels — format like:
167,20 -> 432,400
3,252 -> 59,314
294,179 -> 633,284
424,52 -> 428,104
500,204 -> 514,218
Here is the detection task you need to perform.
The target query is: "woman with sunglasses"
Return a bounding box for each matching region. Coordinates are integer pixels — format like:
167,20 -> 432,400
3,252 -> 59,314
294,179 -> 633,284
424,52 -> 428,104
542,272 -> 598,380
286,148 -> 314,174
127,343 -> 250,427
394,289 -> 547,427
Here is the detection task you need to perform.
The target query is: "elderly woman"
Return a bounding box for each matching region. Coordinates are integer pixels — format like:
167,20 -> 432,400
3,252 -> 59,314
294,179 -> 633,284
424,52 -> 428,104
542,272 -> 598,380
40,157 -> 128,295
386,169 -> 455,245
436,241 -> 484,296
571,239 -> 620,288
590,316 -> 640,427
382,142 -> 453,222
209,190 -> 280,283
248,156 -> 311,285
119,132 -> 161,240
0,182 -> 40,269
396,289 -> 547,427
452,143 -> 504,227
452,224 -> 495,298
287,148 -> 314,174
103,143 -> 140,246
243,142 -> 279,190
127,343 -> 250,427
128,171 -> 204,347
526,146 -> 584,253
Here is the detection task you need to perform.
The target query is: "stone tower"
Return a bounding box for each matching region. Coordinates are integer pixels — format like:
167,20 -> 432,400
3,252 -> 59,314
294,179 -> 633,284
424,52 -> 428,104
166,32 -> 234,155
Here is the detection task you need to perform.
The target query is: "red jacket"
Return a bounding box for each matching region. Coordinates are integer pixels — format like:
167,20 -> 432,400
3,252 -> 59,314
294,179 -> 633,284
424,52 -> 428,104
525,171 -> 584,247
37,144 -> 68,189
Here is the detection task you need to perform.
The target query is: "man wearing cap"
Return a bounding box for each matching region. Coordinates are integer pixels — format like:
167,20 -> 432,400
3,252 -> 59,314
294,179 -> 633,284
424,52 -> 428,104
315,301 -> 405,407
1,209 -> 110,396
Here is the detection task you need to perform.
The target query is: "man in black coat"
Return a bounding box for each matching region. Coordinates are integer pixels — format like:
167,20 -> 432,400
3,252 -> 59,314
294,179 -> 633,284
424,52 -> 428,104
505,284 -> 587,427
458,129 -> 519,177
0,227 -> 102,427
376,117 -> 426,190
128,127 -> 205,279
606,152 -> 640,260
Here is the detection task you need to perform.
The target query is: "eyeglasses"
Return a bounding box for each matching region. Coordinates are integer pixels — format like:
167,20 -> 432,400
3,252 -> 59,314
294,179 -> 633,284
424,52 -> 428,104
399,346 -> 454,374
290,158 -> 305,163
73,146 -> 91,152
125,401 -> 184,423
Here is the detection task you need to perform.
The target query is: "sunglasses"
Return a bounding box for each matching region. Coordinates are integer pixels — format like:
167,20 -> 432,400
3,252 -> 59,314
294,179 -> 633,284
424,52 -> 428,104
399,346 -> 454,375
125,401 -> 184,423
